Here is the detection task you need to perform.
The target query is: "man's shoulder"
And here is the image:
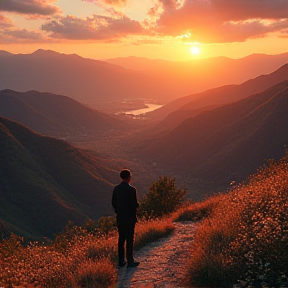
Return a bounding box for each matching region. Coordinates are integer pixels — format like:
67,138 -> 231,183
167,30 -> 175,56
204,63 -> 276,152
114,183 -> 122,188
113,182 -> 129,190
129,184 -> 136,192
114,182 -> 136,192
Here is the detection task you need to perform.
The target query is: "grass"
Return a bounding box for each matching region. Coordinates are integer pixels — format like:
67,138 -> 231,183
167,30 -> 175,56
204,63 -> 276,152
173,197 -> 219,222
0,216 -> 176,287
134,217 -> 175,251
186,155 -> 288,288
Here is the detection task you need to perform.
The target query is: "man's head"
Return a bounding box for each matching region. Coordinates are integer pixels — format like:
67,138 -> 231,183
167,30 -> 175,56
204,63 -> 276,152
120,169 -> 132,182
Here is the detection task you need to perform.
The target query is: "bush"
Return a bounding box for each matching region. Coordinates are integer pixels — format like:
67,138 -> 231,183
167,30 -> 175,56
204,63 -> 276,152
76,259 -> 116,288
97,216 -> 117,235
138,176 -> 187,219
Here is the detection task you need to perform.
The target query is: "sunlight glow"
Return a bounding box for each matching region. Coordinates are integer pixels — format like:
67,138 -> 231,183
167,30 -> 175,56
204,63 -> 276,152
190,46 -> 200,55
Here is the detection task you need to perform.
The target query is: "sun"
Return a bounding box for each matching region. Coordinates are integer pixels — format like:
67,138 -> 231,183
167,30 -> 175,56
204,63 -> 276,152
190,46 -> 200,55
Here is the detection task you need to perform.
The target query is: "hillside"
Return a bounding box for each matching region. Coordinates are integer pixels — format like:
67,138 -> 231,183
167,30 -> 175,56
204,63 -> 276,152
0,89 -> 121,137
147,63 -> 288,122
0,116 -> 118,239
1,50 -> 288,107
136,80 -> 288,188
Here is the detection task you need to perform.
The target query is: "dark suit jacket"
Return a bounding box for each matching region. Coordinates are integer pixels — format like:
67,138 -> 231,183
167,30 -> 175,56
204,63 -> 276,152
112,181 -> 139,224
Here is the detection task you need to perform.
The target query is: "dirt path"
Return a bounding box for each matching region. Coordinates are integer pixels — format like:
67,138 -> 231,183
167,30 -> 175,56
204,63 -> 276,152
117,222 -> 197,288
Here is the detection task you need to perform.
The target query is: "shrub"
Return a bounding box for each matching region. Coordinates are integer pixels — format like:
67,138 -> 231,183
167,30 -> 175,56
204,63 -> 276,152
53,221 -> 87,253
97,216 -> 117,235
138,176 -> 187,219
0,233 -> 23,258
76,259 -> 116,288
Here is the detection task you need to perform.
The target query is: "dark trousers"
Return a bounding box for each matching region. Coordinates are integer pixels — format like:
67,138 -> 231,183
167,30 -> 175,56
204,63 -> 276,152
117,221 -> 135,263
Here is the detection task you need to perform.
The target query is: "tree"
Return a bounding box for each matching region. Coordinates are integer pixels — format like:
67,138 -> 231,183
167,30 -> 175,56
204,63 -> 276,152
138,176 -> 187,219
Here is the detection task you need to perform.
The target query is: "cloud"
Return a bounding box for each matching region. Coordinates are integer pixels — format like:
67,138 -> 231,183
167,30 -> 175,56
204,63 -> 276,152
148,0 -> 288,43
0,0 -> 60,16
0,14 -> 14,28
194,20 -> 288,43
103,0 -> 126,5
0,27 -> 45,43
83,0 -> 127,6
279,29 -> 288,38
42,14 -> 144,40
5,29 -> 44,40
0,14 -> 45,43
211,0 -> 288,21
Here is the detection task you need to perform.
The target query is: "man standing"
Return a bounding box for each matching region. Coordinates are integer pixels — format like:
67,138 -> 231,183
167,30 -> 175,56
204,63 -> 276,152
112,169 -> 140,268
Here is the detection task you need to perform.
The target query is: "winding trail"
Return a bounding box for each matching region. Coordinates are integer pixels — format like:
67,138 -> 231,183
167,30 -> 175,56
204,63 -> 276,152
117,222 -> 197,288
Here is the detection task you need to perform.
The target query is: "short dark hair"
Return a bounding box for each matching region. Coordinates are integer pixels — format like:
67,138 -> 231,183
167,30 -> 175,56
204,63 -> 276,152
120,169 -> 131,180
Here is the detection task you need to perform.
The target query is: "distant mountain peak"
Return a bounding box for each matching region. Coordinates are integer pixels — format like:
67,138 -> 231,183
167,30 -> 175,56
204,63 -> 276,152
31,49 -> 84,60
0,89 -> 16,94
32,49 -> 60,56
0,50 -> 12,57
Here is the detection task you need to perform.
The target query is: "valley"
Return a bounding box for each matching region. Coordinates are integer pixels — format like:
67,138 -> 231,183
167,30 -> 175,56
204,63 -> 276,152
0,50 -> 288,241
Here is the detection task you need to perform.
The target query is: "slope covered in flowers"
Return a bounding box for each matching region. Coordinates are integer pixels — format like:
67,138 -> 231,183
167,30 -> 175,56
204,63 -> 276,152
188,154 -> 288,287
0,218 -> 174,287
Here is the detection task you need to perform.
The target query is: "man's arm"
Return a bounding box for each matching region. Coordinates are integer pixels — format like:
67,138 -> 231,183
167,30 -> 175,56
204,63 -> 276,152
112,187 -> 117,213
132,187 -> 139,209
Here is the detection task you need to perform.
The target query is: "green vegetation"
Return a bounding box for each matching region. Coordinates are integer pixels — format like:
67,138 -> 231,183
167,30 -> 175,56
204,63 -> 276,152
187,154 -> 288,288
138,176 -> 187,219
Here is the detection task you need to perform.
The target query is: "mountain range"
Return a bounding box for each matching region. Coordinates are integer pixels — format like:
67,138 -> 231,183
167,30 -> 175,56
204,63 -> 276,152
127,63 -> 288,147
106,53 -> 288,74
0,49 -> 158,105
1,50 -> 288,107
0,116 -> 118,239
0,89 -> 121,137
135,80 -> 288,188
147,63 -> 288,123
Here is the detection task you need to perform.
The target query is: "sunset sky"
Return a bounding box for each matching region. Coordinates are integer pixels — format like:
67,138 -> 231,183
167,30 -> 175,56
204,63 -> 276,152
0,0 -> 288,60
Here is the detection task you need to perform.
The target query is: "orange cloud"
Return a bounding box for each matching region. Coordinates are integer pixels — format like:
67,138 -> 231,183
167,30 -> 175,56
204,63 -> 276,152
42,14 -> 143,40
0,0 -> 60,16
2,0 -> 288,45
279,29 -> 288,38
0,15 -> 14,28
84,0 -> 127,6
149,0 -> 288,43
0,14 -> 45,43
104,0 -> 126,5
3,29 -> 44,42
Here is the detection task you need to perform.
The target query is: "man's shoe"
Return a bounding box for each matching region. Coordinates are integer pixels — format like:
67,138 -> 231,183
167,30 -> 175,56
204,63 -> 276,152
118,260 -> 126,267
127,261 -> 140,268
